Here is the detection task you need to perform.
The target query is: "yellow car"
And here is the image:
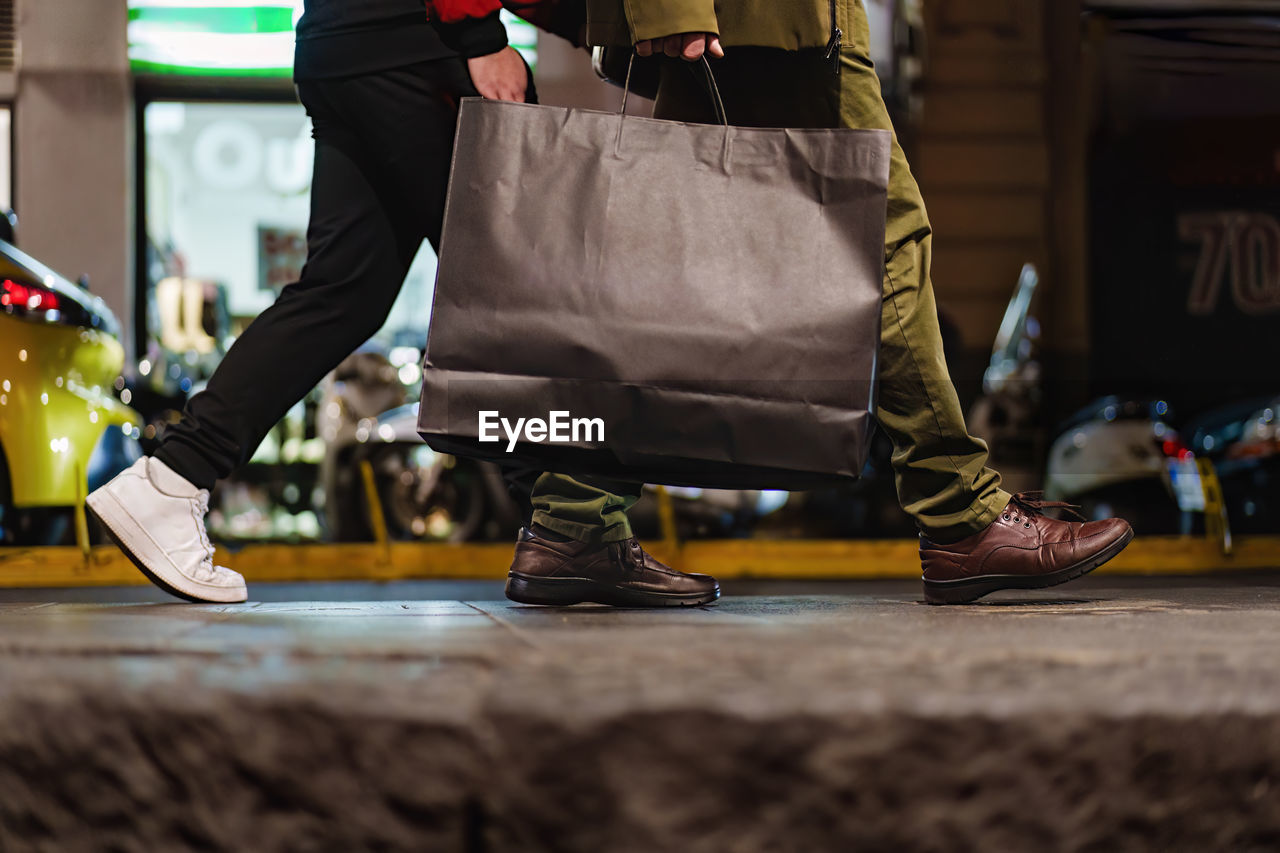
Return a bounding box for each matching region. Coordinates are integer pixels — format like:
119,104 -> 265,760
0,239 -> 142,545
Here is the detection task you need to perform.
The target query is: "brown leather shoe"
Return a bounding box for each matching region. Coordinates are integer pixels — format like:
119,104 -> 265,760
920,492 -> 1133,605
506,527 -> 720,607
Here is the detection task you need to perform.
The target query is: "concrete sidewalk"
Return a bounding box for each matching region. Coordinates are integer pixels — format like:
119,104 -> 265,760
2,575 -> 1280,850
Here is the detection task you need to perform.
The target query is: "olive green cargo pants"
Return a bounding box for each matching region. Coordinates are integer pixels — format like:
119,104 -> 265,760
530,4 -> 1010,545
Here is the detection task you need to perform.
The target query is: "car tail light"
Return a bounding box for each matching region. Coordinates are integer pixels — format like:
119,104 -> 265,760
0,276 -> 95,328
1,278 -> 61,312
1160,434 -> 1194,461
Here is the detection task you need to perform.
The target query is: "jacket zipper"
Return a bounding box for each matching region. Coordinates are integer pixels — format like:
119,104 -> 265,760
824,0 -> 843,74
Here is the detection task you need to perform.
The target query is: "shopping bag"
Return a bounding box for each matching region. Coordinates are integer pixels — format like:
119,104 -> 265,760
418,77 -> 891,489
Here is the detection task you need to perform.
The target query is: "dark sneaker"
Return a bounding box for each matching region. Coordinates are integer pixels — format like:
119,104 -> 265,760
920,492 -> 1133,605
506,527 -> 720,607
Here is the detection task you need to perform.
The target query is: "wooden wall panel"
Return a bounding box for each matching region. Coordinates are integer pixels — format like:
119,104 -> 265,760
921,89 -> 1044,135
915,140 -> 1049,189
914,0 -> 1052,348
925,52 -> 1045,88
926,192 -> 1046,240
930,243 -> 1045,300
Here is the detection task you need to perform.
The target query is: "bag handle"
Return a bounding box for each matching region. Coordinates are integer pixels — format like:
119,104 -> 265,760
619,52 -> 728,127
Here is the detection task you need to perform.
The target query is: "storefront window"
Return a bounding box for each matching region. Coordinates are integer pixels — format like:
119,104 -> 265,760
131,2 -> 538,544
140,98 -> 444,542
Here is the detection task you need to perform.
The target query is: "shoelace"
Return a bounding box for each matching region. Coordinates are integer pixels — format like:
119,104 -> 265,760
193,491 -> 218,574
1007,490 -> 1086,524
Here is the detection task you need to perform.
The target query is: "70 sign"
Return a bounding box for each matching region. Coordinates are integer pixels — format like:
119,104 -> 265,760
1179,211 -> 1280,316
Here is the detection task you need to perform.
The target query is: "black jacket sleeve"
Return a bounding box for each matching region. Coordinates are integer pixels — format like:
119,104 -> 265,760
435,10 -> 509,58
501,0 -> 587,47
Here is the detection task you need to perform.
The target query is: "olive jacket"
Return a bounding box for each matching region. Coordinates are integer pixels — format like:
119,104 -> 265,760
585,0 -> 843,53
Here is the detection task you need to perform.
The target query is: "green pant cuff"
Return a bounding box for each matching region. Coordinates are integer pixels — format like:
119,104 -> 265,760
971,489 -> 1012,530
918,489 -> 1012,544
531,511 -> 634,545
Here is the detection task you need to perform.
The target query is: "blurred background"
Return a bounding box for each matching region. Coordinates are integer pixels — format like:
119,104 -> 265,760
0,0 -> 1277,554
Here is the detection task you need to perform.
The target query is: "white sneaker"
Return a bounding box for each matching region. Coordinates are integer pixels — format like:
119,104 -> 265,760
86,457 -> 248,603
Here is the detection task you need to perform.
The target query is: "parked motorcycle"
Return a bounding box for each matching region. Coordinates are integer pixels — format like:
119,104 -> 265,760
956,263 -> 1195,536
966,263 -> 1044,495
1044,396 -> 1194,535
318,352 -> 523,542
1185,394 -> 1280,537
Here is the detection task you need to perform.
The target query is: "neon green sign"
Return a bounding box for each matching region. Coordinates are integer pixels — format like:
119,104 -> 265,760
128,1 -> 538,78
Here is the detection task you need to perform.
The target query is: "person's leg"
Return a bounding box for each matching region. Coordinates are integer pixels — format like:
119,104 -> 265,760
650,17 -> 1131,602
155,65 -> 462,488
653,39 -> 1008,544
530,473 -> 642,544
510,472 -> 716,607
829,3 -> 1008,542
89,70 -> 452,604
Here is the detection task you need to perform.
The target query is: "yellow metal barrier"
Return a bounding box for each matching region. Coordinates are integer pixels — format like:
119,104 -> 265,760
1,535 -> 1279,588
358,458 -> 391,564
1197,457 -> 1232,556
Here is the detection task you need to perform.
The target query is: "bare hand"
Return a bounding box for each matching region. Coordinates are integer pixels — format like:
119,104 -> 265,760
635,32 -> 724,61
467,46 -> 528,102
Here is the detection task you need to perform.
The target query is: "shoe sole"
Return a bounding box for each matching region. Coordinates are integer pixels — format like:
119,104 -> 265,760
922,526 -> 1135,606
506,573 -> 720,608
86,492 -> 248,604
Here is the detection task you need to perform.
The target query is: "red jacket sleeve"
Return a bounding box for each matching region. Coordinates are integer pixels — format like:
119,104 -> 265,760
427,0 -> 504,23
